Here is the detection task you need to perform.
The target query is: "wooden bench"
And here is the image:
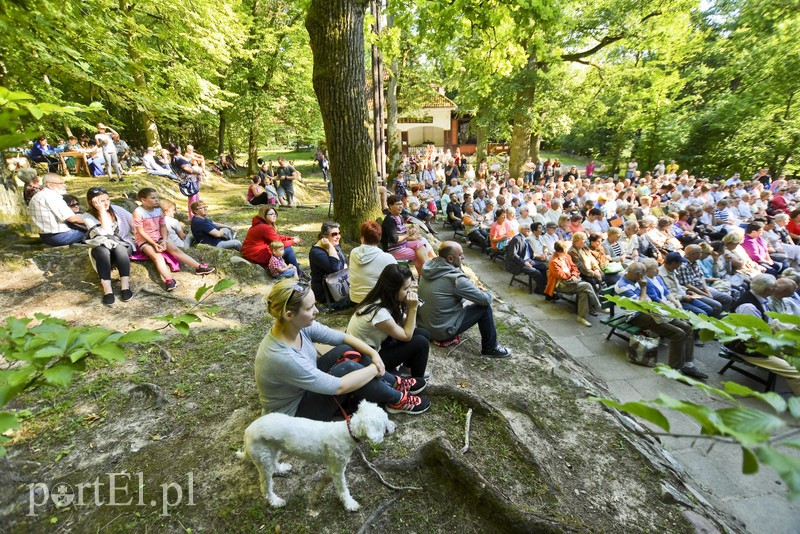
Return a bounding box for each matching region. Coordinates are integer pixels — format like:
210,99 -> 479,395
598,286 -> 642,343
718,347 -> 776,392
509,271 -> 534,294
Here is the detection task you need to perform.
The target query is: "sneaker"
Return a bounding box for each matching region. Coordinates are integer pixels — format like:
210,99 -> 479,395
165,279 -> 178,292
481,346 -> 513,358
393,376 -> 427,395
433,335 -> 460,348
386,392 -> 430,415
576,316 -> 592,327
195,263 -> 215,275
102,293 -> 115,306
121,289 -> 133,302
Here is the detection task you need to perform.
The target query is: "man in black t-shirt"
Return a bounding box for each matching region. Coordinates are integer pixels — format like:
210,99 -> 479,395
275,157 -> 297,206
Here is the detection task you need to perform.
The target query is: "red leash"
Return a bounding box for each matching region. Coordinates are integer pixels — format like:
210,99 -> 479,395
331,351 -> 363,443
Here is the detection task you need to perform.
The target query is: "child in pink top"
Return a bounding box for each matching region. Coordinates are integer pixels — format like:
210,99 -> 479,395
132,188 -> 215,291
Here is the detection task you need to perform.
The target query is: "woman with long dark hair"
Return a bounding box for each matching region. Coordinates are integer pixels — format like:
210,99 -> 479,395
346,264 -> 430,380
83,187 -> 134,305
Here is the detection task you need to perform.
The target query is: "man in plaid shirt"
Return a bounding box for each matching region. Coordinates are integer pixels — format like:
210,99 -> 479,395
28,173 -> 86,246
675,244 -> 733,314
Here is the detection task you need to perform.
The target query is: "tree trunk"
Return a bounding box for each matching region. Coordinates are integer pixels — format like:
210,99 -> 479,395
217,109 -> 226,157
530,132 -> 541,162
248,120 -> 259,174
370,0 -> 386,182
475,121 -> 487,163
307,0 -> 379,240
508,112 -> 533,180
121,0 -> 161,148
385,14 -> 401,173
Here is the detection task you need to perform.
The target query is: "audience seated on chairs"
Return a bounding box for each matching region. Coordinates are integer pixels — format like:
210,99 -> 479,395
505,223 -> 546,294
417,241 -> 511,357
676,244 -> 733,313
726,274 -> 800,394
614,262 -> 706,379
28,173 -> 86,246
741,221 -> 783,275
545,240 -> 603,327
349,221 -> 397,305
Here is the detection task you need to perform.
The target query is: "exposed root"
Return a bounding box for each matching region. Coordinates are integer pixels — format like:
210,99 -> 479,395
356,496 -> 398,534
356,446 -> 422,492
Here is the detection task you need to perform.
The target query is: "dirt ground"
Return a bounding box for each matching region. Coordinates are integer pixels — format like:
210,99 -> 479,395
0,166 -> 736,532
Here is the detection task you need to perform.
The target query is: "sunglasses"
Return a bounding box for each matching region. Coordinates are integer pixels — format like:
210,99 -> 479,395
329,231 -> 340,237
88,187 -> 107,195
282,281 -> 310,317
68,202 -> 79,207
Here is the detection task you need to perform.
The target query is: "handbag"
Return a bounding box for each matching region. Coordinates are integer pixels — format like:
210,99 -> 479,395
602,262 -> 624,274
324,268 -> 351,302
178,173 -> 200,197
628,334 -> 659,367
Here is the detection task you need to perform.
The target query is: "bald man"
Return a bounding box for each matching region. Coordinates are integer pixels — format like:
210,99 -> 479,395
28,173 -> 86,246
417,241 -> 511,358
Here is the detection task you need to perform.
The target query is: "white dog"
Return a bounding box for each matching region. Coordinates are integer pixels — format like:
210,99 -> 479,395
238,400 -> 396,511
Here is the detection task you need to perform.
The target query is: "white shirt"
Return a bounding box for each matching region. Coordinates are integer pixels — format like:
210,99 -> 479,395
346,306 -> 394,350
29,188 -> 75,234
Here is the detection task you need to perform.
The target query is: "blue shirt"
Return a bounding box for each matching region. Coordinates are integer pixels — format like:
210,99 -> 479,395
191,216 -> 221,246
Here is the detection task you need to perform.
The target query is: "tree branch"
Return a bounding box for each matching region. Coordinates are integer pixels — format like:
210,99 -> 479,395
561,11 -> 662,63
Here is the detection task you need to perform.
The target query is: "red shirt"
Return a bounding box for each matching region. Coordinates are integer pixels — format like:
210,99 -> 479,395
787,219 -> 800,238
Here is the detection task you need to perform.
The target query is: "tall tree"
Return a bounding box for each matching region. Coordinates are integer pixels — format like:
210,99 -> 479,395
306,0 -> 380,239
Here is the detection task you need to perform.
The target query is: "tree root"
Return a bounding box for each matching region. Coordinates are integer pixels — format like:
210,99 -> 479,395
419,437 -> 571,533
356,446 -> 422,492
356,496 -> 397,534
127,382 -> 166,409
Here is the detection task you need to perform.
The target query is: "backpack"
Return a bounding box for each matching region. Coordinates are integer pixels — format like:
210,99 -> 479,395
178,175 -> 200,197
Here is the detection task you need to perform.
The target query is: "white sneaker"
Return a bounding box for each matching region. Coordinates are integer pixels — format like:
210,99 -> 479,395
577,316 -> 592,327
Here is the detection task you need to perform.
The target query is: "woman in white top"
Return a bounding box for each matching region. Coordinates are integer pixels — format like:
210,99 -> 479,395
346,264 -> 430,380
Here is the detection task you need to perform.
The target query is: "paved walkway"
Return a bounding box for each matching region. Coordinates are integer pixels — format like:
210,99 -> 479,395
461,244 -> 800,534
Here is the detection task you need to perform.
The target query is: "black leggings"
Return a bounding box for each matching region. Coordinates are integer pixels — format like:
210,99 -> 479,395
379,327 -> 430,377
91,245 -> 131,280
249,192 -> 272,205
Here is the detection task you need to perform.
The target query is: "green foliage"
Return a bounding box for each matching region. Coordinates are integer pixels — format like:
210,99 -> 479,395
155,278 -> 235,335
597,296 -> 800,500
0,313 -> 162,456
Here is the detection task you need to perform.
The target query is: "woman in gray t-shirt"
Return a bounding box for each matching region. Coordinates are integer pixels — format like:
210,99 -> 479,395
255,279 -> 430,420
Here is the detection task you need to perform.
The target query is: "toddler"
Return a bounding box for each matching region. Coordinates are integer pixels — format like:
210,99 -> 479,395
132,188 -> 214,291
268,241 -> 297,279
159,199 -> 190,248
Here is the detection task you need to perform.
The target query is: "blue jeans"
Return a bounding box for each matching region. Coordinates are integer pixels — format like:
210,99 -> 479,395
273,268 -> 297,279
283,245 -> 302,274
456,304 -> 498,351
294,345 -> 402,421
681,298 -> 714,316
40,229 -> 85,246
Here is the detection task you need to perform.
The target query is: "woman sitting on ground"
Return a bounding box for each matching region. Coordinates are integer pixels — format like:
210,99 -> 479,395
346,263 -> 430,380
83,187 -> 134,305
255,279 -> 430,419
246,174 -> 275,205
241,205 -> 304,277
381,194 -> 435,275
546,240 -> 603,327
309,221 -> 349,304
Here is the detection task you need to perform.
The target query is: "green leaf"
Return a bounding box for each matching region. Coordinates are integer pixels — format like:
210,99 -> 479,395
593,398 -> 670,431
717,407 -> 785,438
742,447 -> 759,474
212,279 -> 235,293
24,104 -> 44,119
723,313 -> 772,333
172,314 -> 201,325
754,446 -> 800,500
194,284 -> 212,302
6,316 -> 32,338
0,411 -> 21,433
723,382 -> 787,413
42,365 -> 77,387
174,323 -> 191,336
117,329 -> 162,344
90,343 -> 126,362
786,397 -> 800,420
32,346 -> 64,360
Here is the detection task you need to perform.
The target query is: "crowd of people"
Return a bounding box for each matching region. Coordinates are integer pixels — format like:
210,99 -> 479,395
20,136 -> 800,417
